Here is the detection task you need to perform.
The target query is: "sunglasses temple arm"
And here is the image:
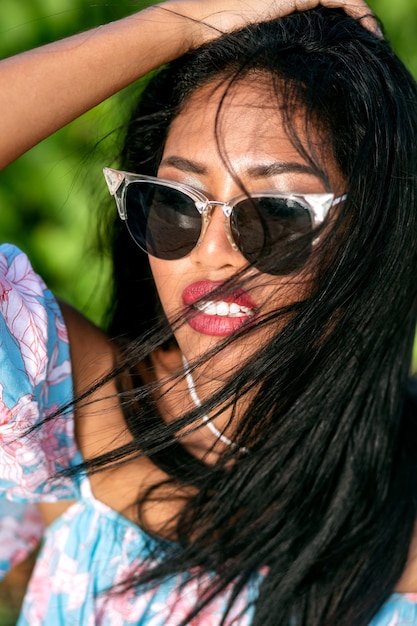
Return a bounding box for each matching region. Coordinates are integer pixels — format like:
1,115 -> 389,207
333,193 -> 348,206
103,167 -> 127,219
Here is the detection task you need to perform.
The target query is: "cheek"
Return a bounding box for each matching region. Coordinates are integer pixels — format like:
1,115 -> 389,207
149,257 -> 185,315
248,271 -> 311,308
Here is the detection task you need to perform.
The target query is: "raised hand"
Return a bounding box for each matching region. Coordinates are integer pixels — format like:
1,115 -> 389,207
161,0 -> 378,49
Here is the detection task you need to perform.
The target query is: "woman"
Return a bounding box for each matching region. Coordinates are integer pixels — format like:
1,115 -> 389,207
1,1 -> 416,624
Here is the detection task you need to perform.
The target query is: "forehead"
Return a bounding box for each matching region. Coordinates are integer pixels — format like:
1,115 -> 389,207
162,77 -> 338,185
166,78 -> 296,159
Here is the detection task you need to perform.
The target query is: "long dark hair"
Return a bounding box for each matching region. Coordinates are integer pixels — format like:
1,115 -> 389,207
92,7 -> 417,625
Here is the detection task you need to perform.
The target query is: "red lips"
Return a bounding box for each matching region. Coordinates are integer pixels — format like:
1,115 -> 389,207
182,280 -> 258,337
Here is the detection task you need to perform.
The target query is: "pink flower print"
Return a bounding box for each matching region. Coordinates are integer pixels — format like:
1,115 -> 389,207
10,393 -> 39,433
38,340 -> 71,409
0,514 -> 27,567
1,250 -> 45,301
98,584 -> 156,625
48,331 -> 71,387
149,576 -> 218,626
102,553 -> 153,623
155,575 -> 251,626
404,593 -> 417,602
0,380 -> 75,498
0,253 -> 12,301
149,590 -> 195,626
120,526 -> 146,555
0,277 -> 11,302
0,395 -> 41,487
0,505 -> 43,573
48,522 -> 71,554
51,552 -> 90,611
23,543 -> 56,626
1,435 -> 50,497
55,311 -> 69,344
223,591 -> 250,626
0,250 -> 48,388
0,383 -> 13,427
0,393 -> 64,497
24,535 -> 87,626
40,412 -> 78,474
45,315 -> 70,389
96,532 -> 167,625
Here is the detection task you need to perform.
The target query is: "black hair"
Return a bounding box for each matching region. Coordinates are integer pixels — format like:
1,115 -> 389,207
92,7 -> 417,625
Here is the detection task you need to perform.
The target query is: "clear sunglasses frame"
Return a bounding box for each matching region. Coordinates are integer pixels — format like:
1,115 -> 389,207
103,167 -> 347,255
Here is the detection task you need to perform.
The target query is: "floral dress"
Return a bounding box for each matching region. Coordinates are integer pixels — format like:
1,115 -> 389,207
0,243 -> 416,625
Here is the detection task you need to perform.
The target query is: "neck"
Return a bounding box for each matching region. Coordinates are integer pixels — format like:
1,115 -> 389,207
182,354 -> 249,454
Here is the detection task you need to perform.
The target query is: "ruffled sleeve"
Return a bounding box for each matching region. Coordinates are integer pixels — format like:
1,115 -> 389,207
0,244 -> 80,502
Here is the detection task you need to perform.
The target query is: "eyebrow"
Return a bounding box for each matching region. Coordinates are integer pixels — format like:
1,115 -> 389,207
159,155 -> 318,178
159,156 -> 206,174
247,162 -> 318,178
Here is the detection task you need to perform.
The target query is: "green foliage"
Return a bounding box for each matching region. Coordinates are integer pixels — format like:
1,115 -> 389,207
0,603 -> 18,626
0,0 -> 416,332
369,0 -> 417,78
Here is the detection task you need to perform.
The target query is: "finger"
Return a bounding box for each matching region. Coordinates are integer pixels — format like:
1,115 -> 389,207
291,0 -> 381,36
320,0 -> 381,36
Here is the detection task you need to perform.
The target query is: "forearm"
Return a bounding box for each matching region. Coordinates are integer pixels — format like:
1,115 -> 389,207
0,4 -> 193,170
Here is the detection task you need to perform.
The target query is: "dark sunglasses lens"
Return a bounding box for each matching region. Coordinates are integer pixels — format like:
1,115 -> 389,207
233,197 -> 313,275
124,182 -> 201,259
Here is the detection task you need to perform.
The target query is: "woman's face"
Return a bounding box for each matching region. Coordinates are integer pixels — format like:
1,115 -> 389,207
151,78 -> 344,387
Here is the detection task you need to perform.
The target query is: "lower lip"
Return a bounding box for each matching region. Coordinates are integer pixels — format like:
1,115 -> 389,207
186,310 -> 254,336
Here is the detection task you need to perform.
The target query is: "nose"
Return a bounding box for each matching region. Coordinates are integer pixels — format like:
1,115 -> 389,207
189,204 -> 245,270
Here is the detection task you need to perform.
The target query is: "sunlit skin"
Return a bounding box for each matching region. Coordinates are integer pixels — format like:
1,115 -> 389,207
149,78 -> 346,458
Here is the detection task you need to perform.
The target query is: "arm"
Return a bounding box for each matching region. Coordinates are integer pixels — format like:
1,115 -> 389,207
0,0 -> 376,170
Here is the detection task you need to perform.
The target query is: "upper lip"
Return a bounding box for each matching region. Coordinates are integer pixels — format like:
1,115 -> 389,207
182,280 -> 258,311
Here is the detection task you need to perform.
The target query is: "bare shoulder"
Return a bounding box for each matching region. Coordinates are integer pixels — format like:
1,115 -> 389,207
57,299 -> 127,455
57,300 -> 170,524
58,300 -> 115,383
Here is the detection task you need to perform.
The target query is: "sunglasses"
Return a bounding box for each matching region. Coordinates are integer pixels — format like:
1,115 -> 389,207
104,167 -> 346,275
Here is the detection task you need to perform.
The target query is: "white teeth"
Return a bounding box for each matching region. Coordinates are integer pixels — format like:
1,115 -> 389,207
229,303 -> 241,315
195,300 -> 253,317
216,301 -> 229,316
